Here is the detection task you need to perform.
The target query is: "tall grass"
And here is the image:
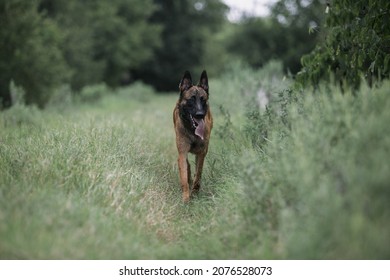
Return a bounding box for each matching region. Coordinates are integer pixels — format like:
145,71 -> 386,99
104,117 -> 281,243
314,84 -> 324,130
1,64 -> 389,259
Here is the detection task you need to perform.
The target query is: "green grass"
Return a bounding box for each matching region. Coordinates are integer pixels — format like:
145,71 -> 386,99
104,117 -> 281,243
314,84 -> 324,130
1,64 -> 390,259
0,81 -> 247,259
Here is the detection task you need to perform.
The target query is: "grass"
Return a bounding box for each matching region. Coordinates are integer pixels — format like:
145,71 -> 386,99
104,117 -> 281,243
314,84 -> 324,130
0,81 -> 245,259
1,63 -> 390,259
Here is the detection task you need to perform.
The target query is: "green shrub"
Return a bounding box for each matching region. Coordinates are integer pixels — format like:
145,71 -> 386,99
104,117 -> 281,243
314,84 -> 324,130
240,80 -> 390,259
77,83 -> 109,103
46,84 -> 73,110
116,81 -> 155,103
0,103 -> 43,128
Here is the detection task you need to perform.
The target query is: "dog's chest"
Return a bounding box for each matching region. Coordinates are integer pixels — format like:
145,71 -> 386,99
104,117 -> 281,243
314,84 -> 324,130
189,137 -> 206,154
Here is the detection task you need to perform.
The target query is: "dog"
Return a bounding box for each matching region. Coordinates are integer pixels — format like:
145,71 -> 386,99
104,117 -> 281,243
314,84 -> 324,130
173,70 -> 213,202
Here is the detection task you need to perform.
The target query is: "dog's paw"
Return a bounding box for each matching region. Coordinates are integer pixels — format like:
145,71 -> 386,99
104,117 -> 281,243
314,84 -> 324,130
182,192 -> 190,203
191,184 -> 201,197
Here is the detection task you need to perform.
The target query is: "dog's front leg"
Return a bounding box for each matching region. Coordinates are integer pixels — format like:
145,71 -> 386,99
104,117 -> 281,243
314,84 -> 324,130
192,152 -> 206,195
178,153 -> 190,202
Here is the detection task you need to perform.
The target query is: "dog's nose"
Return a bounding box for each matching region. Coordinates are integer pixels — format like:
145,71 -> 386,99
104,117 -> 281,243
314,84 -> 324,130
195,111 -> 205,119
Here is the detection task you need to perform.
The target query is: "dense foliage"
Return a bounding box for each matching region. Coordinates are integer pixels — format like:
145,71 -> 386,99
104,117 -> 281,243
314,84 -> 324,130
0,0 -> 160,108
227,0 -> 326,74
298,0 -> 390,88
132,0 -> 228,91
0,0 -> 70,108
0,0 -> 229,107
1,0 -> 389,108
39,0 -> 161,89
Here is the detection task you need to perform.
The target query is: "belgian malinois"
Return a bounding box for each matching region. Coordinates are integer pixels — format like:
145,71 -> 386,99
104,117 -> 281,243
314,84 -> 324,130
173,70 -> 213,202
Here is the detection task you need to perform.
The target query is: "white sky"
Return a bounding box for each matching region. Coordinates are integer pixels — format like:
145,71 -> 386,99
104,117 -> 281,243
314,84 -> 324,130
222,0 -> 278,21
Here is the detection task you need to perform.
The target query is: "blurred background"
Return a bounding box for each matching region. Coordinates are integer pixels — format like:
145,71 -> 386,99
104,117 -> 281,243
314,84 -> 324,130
0,0 -> 327,108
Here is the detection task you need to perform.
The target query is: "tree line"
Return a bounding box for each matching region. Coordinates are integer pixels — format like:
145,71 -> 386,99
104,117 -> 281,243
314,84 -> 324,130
1,0 -> 389,108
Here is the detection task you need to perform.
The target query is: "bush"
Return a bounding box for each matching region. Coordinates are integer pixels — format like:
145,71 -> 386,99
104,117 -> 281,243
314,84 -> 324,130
46,84 -> 73,110
77,84 -> 109,103
116,81 -> 155,103
240,80 -> 390,258
0,103 -> 43,128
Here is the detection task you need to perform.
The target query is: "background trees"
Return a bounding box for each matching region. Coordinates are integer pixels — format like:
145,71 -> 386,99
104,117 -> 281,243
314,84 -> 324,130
0,0 -> 70,108
227,0 -> 326,74
132,0 -> 228,91
1,0 -> 389,109
39,0 -> 162,89
0,0 -> 161,108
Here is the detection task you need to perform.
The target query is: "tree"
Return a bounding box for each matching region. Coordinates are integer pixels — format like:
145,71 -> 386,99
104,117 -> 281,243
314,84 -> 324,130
91,0 -> 162,87
39,0 -> 162,89
132,0 -> 228,91
297,0 -> 390,88
0,0 -> 70,108
270,0 -> 326,73
227,0 -> 325,74
227,18 -> 282,68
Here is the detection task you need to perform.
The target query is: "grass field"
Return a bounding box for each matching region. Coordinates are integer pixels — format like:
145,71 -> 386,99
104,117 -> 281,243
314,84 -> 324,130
1,64 -> 390,259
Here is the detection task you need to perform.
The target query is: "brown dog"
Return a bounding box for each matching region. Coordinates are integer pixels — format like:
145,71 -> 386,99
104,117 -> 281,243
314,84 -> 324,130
173,70 -> 213,202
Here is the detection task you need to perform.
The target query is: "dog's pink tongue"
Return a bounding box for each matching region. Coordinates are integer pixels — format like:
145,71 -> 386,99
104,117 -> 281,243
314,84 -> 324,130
195,119 -> 205,140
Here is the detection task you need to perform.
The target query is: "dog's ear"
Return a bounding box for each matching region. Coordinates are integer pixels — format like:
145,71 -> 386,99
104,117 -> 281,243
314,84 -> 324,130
198,70 -> 209,94
179,71 -> 192,93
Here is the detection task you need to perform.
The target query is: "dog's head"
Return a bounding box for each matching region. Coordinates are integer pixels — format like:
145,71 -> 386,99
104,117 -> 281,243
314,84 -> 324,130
178,70 -> 209,140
